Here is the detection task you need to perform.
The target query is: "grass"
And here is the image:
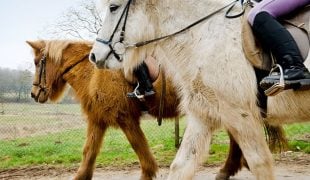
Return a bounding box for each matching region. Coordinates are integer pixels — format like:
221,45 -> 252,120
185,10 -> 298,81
1,122 -> 308,170
0,120 -> 182,169
0,103 -> 309,170
284,124 -> 310,153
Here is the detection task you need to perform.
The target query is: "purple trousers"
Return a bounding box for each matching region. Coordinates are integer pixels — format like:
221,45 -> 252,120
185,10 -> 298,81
248,0 -> 310,25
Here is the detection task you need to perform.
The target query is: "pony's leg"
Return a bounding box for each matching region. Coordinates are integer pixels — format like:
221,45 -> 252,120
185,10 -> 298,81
167,113 -> 214,180
74,122 -> 107,180
215,132 -> 248,180
119,120 -> 158,180
222,110 -> 275,180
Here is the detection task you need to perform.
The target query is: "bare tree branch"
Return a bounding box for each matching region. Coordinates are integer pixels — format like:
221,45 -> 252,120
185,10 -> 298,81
43,0 -> 102,40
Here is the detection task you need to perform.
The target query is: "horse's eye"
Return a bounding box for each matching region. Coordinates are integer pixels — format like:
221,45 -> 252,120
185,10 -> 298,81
34,58 -> 39,66
109,4 -> 120,13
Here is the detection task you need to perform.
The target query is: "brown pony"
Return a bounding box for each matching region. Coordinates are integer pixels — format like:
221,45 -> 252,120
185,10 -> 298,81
27,40 -> 285,180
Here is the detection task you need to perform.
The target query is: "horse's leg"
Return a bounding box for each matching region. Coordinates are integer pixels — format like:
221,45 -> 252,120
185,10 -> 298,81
215,132 -> 244,180
222,110 -> 275,180
167,113 -> 214,180
119,119 -> 158,180
74,122 -> 107,180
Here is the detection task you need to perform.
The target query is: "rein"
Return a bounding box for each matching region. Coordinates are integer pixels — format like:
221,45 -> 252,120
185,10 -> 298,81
127,0 -> 241,48
96,0 -> 244,60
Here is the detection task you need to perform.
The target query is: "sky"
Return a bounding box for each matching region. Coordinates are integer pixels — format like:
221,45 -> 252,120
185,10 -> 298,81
0,0 -> 89,70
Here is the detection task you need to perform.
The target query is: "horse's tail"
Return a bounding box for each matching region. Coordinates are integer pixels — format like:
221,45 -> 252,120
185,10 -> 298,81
263,123 -> 288,152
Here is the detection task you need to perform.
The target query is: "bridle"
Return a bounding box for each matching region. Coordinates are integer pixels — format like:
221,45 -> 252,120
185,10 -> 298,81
95,0 -> 133,62
95,0 -> 246,61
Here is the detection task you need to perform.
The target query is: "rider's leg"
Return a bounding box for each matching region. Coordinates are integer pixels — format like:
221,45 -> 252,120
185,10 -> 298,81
252,11 -> 310,80
247,0 -> 310,90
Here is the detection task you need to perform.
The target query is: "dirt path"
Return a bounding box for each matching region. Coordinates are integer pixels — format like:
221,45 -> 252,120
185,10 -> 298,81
1,152 -> 309,180
1,162 -> 309,180
76,163 -> 310,180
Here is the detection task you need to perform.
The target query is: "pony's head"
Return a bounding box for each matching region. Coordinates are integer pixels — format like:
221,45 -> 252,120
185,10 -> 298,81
27,40 -> 91,103
90,0 -> 158,72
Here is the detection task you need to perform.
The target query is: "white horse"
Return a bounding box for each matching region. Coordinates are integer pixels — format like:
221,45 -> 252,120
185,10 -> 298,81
89,0 -> 310,179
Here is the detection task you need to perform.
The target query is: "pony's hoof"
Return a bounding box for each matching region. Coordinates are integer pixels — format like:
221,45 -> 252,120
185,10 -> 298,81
215,171 -> 230,180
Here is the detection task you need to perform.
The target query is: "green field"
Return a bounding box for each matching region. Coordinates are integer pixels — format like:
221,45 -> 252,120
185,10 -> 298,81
0,103 -> 309,170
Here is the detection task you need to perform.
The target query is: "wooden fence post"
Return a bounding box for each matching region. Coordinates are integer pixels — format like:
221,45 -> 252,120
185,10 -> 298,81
175,116 -> 180,148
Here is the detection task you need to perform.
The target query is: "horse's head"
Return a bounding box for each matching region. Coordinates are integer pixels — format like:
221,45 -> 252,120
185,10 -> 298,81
90,0 -> 158,71
27,40 -> 72,103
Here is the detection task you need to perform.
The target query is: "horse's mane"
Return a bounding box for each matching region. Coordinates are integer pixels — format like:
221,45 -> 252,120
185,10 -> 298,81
43,40 -> 92,64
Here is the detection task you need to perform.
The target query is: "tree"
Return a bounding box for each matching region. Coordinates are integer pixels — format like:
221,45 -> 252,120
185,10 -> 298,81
45,0 -> 103,40
16,69 -> 33,102
0,68 -> 33,102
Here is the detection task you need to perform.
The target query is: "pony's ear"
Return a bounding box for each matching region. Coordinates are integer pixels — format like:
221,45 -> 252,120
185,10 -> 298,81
26,40 -> 45,50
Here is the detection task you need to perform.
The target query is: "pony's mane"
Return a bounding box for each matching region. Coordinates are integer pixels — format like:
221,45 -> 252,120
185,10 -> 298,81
43,40 -> 92,64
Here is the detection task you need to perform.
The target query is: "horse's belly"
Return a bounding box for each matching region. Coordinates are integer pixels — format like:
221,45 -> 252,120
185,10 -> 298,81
267,91 -> 310,125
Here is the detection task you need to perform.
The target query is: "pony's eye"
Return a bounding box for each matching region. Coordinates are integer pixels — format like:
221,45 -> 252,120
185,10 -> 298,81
109,4 -> 120,13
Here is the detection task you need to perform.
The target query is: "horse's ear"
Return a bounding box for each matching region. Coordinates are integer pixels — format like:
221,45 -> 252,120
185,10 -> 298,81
26,40 -> 45,50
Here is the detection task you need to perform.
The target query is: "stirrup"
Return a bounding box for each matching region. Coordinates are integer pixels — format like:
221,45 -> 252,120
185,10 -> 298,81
127,83 -> 145,101
264,64 -> 285,96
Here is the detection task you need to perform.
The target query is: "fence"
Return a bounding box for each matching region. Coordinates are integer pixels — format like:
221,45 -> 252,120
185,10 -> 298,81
0,90 -> 186,169
1,91 -> 309,170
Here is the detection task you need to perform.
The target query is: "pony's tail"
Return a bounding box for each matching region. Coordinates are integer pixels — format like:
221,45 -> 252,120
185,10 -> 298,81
263,123 -> 288,152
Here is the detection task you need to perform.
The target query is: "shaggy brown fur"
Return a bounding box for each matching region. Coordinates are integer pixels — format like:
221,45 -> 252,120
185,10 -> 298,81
27,40 -> 284,180
28,40 -> 180,180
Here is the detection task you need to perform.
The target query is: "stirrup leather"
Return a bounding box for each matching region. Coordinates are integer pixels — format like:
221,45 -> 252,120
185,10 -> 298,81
264,64 -> 285,96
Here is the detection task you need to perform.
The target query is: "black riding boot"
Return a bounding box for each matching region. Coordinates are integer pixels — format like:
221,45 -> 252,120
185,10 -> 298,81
252,12 -> 310,91
127,62 -> 155,98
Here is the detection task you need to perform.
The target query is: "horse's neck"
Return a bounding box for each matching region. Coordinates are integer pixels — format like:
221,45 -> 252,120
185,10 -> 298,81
154,0 -> 242,62
62,59 -> 93,98
156,0 -> 227,34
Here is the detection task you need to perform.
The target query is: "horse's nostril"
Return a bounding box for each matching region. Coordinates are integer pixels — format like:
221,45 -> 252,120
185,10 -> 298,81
90,53 -> 96,63
31,92 -> 35,98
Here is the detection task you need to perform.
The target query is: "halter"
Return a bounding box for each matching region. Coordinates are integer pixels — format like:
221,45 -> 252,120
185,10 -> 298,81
95,0 -> 245,61
32,52 -> 88,100
32,54 -> 48,98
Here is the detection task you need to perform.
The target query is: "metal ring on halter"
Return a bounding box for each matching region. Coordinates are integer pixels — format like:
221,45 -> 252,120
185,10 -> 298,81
113,41 -> 127,55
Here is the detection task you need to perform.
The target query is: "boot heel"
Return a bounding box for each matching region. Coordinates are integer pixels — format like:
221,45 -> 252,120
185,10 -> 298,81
295,79 -> 310,91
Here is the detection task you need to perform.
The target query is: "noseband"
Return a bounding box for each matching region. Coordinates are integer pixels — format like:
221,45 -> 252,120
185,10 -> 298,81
95,0 -> 245,61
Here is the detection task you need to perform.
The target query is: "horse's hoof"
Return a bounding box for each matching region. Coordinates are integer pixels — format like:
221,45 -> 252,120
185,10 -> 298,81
215,171 -> 230,180
140,175 -> 154,180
